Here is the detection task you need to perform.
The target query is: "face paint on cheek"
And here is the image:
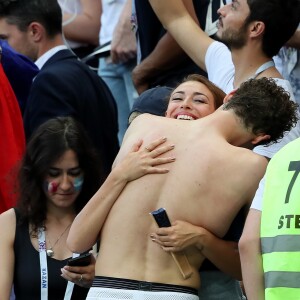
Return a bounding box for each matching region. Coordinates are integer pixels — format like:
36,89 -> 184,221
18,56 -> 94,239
44,181 -> 58,193
73,177 -> 84,192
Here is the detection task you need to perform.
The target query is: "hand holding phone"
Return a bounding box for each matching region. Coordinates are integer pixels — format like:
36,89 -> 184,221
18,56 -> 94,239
67,253 -> 92,267
150,208 -> 193,279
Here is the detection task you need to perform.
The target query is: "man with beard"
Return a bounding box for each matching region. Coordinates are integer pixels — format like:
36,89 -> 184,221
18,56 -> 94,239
148,0 -> 299,94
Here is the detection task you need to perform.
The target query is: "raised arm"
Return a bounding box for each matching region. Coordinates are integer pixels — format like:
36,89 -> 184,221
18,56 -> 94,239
148,0 -> 214,71
132,0 -> 200,94
67,137 -> 176,253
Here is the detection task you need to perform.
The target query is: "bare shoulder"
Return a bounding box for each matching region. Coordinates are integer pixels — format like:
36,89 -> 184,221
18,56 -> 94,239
124,113 -> 164,143
0,208 -> 16,226
114,114 -> 162,167
0,208 -> 16,242
231,150 -> 268,207
130,113 -> 163,126
232,147 -> 268,177
248,151 -> 268,169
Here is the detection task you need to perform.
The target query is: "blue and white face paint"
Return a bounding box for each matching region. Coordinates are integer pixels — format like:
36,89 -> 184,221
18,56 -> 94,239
73,176 -> 84,192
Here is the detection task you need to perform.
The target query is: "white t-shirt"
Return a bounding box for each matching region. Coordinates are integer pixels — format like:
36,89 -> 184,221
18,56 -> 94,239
205,41 -> 235,94
99,0 -> 126,45
250,176 -> 265,211
205,41 -> 300,211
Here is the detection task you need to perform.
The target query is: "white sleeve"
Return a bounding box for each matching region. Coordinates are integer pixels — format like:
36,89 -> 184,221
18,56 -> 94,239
250,176 -> 266,211
205,41 -> 235,93
254,121 -> 300,158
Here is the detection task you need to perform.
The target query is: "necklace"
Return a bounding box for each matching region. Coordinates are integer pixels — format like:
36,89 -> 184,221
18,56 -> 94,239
46,223 -> 72,257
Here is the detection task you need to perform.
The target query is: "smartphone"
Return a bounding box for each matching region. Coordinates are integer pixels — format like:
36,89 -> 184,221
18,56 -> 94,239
67,253 -> 92,267
150,208 -> 171,228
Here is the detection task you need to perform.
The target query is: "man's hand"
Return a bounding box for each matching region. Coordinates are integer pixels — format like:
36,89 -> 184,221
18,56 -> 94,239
110,0 -> 136,64
132,63 -> 152,94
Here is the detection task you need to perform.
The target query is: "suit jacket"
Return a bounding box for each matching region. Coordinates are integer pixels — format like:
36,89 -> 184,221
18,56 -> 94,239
24,49 -> 119,177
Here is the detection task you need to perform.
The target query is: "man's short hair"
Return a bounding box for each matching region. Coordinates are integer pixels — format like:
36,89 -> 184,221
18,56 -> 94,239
0,0 -> 62,37
246,0 -> 300,57
223,77 -> 299,145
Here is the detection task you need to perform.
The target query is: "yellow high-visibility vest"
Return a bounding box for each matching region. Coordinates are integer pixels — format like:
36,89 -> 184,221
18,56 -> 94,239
261,137 -> 300,299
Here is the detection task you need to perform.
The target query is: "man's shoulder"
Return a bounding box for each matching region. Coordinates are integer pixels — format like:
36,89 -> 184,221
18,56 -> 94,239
43,52 -> 87,72
233,146 -> 267,168
36,54 -> 98,84
231,149 -> 268,192
131,113 -> 164,125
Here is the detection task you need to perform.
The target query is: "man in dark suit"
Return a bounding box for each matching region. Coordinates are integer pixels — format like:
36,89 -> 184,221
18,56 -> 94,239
0,0 -> 119,178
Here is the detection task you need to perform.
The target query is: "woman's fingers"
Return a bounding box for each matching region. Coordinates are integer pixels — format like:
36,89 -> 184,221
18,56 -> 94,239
143,137 -> 168,152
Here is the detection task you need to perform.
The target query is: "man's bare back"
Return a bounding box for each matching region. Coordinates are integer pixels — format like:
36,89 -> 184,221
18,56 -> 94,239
96,112 -> 267,289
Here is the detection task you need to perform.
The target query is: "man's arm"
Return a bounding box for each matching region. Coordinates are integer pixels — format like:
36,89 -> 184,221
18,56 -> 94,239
62,0 -> 101,45
132,0 -> 200,94
239,208 -> 265,300
110,0 -> 136,64
148,0 -> 214,71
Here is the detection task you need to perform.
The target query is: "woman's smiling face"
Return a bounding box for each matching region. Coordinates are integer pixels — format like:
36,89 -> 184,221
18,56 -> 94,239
166,81 -> 216,120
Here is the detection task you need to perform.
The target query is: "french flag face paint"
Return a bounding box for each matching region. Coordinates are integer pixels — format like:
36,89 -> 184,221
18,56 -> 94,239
44,181 -> 58,193
48,181 -> 58,193
73,176 -> 84,192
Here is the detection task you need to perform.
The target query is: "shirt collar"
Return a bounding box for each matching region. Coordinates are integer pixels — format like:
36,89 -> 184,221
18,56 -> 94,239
35,45 -> 68,69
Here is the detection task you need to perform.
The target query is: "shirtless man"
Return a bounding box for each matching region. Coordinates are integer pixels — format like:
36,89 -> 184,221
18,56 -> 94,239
67,77 -> 297,300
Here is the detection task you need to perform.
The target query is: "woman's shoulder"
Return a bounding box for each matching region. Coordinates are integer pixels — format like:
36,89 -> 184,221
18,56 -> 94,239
0,208 -> 16,224
0,208 -> 17,243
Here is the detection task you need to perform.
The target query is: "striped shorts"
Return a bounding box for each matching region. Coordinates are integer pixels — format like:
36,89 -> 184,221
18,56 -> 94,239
86,276 -> 199,300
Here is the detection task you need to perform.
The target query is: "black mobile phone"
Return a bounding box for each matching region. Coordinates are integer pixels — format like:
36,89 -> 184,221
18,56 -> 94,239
150,208 -> 172,228
67,253 -> 92,267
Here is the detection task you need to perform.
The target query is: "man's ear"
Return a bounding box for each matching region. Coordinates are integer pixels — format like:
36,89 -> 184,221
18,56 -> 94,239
28,22 -> 43,42
223,89 -> 237,103
251,134 -> 271,145
249,21 -> 265,39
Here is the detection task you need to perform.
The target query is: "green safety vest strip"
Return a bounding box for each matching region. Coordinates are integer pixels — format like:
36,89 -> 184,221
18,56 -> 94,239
265,271 -> 300,289
261,235 -> 300,253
